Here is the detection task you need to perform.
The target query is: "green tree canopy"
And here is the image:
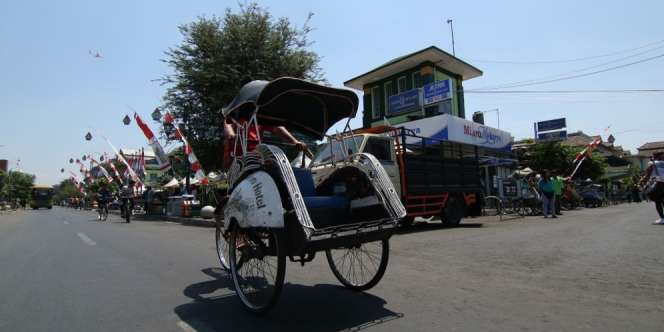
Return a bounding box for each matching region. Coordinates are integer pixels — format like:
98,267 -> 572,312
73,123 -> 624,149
159,2 -> 323,171
0,171 -> 36,202
53,179 -> 83,202
521,142 -> 607,181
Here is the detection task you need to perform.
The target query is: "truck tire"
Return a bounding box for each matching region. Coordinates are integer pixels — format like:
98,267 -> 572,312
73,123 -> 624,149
441,195 -> 464,227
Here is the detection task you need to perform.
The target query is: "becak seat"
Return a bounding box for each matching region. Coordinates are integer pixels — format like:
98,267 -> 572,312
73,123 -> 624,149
292,168 -> 350,228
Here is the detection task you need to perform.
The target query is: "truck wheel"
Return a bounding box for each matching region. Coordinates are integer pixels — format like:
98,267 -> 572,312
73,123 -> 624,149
441,195 -> 464,227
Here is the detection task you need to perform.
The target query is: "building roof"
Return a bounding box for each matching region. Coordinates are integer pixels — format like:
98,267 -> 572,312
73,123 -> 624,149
638,141 -> 664,151
119,148 -> 156,158
344,46 -> 483,90
563,131 -> 600,148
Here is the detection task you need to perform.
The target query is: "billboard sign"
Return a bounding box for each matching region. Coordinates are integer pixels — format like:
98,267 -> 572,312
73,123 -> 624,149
423,79 -> 452,105
537,118 -> 566,132
537,130 -> 568,142
535,118 -> 567,142
388,89 -> 420,115
399,114 -> 514,152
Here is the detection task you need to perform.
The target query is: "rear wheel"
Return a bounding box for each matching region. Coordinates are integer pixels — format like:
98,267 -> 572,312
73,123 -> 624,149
441,195 -> 464,227
229,225 -> 286,314
101,206 -> 108,221
326,239 -> 389,291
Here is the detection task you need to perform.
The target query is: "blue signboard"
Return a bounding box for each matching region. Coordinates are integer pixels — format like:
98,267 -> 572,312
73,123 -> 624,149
388,89 -> 420,115
423,79 -> 452,105
538,130 -> 567,141
537,118 -> 566,132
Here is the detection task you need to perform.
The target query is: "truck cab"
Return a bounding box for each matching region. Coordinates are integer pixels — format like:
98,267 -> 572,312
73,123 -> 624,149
311,134 -> 400,194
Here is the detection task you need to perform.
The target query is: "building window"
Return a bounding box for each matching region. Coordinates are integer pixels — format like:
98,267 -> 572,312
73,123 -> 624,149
397,76 -> 406,93
371,86 -> 381,119
384,81 -> 393,115
412,72 -> 422,88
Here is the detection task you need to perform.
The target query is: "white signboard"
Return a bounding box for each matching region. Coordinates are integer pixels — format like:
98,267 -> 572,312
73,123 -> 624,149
398,114 -> 513,152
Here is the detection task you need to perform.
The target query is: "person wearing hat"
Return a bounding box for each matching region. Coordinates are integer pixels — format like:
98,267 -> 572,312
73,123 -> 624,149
640,151 -> 664,224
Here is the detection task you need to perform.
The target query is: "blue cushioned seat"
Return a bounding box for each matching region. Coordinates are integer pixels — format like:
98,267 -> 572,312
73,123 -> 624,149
292,167 -> 350,228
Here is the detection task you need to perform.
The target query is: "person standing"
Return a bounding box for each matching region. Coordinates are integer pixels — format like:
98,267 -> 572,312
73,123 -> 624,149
640,152 -> 664,224
552,174 -> 563,215
539,171 -> 557,219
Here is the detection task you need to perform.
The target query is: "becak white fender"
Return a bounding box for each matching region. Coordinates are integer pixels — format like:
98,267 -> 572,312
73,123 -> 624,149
223,171 -> 284,230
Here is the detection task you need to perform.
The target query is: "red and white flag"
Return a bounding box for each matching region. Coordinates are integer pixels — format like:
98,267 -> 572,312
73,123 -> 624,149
570,137 -> 602,178
103,136 -> 143,186
88,155 -> 113,183
134,112 -> 171,172
163,112 -> 208,185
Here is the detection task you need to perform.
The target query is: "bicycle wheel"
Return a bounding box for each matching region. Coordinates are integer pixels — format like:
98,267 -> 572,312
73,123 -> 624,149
483,196 -> 502,217
229,225 -> 286,314
326,239 -> 389,291
215,225 -> 230,271
101,206 -> 108,221
125,205 -> 131,223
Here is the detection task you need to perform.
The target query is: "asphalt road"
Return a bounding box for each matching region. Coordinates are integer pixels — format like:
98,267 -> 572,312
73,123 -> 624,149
1,203 -> 663,331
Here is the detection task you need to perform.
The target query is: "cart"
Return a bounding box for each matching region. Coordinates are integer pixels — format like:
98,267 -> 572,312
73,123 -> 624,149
215,77 -> 406,314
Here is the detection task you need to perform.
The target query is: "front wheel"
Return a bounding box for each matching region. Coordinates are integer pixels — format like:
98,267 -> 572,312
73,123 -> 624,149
229,225 -> 286,314
326,239 -> 389,291
215,224 -> 230,271
124,204 -> 131,223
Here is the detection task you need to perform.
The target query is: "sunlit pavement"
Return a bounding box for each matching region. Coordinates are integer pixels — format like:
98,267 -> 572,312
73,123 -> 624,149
1,203 -> 663,331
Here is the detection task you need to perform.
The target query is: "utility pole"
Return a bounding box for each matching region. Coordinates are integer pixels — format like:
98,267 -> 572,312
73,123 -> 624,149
446,19 -> 456,56
183,105 -> 190,194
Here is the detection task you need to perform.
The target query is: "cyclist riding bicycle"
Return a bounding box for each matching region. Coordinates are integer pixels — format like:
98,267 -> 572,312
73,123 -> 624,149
96,186 -> 112,220
119,180 -> 136,219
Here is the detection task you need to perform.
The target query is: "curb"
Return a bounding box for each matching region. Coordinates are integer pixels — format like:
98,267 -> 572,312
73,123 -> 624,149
108,210 -> 216,227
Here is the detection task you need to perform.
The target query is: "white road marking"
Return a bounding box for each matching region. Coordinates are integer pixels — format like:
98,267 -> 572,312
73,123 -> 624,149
177,320 -> 213,332
63,221 -> 70,225
77,232 -> 96,246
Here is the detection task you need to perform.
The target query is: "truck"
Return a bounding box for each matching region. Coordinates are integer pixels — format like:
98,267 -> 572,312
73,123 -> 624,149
311,125 -> 483,227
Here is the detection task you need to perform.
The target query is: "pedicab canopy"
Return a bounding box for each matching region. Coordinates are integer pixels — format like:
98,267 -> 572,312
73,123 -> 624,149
222,77 -> 359,140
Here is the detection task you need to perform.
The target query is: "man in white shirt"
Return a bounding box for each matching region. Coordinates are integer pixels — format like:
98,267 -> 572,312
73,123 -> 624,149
640,152 -> 664,224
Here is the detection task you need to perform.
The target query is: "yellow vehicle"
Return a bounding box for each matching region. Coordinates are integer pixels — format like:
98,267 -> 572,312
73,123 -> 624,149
30,185 -> 54,209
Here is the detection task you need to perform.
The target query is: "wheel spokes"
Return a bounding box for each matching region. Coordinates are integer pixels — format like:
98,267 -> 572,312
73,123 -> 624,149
330,242 -> 383,286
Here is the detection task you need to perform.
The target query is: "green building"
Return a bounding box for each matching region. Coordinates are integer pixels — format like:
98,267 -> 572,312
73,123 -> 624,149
344,46 -> 483,128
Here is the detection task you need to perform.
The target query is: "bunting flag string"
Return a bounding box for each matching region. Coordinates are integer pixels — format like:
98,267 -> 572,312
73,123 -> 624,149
76,160 -> 93,182
104,152 -> 123,184
164,112 -> 208,185
88,154 -> 113,183
103,136 -> 143,186
134,112 -> 171,172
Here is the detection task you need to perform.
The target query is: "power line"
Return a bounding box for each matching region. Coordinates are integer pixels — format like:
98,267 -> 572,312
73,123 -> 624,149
467,52 -> 664,91
465,89 -> 664,94
466,38 -> 664,64
473,44 -> 664,91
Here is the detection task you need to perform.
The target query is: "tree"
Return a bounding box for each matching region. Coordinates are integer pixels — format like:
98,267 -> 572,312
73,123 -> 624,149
159,2 -> 324,171
53,179 -> 83,203
0,171 -> 35,203
522,142 -> 607,181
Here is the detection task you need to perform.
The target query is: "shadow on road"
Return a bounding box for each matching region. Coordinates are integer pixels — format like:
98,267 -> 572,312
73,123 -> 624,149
174,267 -> 403,331
396,221 -> 483,235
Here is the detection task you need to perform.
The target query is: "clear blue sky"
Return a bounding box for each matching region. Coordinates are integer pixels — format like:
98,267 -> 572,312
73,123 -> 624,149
1,0 -> 663,185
